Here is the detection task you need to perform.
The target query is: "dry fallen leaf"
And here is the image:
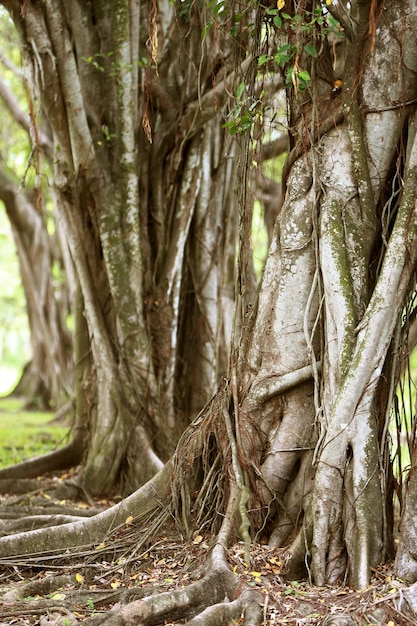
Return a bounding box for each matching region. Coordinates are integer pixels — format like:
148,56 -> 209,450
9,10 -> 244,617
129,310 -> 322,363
50,592 -> 66,600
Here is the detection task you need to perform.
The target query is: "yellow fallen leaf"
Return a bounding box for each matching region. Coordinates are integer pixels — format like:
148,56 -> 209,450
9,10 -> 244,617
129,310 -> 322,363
75,573 -> 84,584
95,542 -> 106,550
125,515 -> 134,525
110,581 -> 121,589
193,535 -> 203,544
51,592 -> 66,600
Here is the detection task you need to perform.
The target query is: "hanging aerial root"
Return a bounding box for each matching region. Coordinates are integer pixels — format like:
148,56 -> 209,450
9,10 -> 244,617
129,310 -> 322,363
171,392 -> 232,537
222,385 -> 252,565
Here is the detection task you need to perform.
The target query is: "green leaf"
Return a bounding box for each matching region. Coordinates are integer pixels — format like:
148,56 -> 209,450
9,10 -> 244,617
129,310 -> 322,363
258,54 -> 271,66
304,44 -> 318,57
212,0 -> 225,14
223,121 -> 239,135
278,43 -> 293,54
298,69 -> 311,82
201,23 -> 212,39
236,82 -> 245,99
273,15 -> 282,28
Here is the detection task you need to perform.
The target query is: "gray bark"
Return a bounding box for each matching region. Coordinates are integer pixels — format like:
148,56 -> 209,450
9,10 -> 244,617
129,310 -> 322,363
0,0 -> 242,493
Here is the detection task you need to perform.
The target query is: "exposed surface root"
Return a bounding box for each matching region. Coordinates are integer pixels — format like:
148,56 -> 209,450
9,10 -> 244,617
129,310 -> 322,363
0,437 -> 83,481
0,473 -> 106,538
1,536 -> 417,625
81,544 -> 248,626
0,463 -> 171,559
1,473 -> 414,625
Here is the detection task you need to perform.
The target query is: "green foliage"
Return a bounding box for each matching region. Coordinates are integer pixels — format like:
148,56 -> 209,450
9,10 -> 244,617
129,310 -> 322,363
0,397 -> 69,468
0,12 -> 33,179
222,4 -> 343,136
260,5 -> 342,93
223,82 -> 263,136
86,597 -> 96,613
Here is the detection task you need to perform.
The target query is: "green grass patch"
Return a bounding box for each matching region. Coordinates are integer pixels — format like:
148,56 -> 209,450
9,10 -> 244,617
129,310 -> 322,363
0,397 -> 70,469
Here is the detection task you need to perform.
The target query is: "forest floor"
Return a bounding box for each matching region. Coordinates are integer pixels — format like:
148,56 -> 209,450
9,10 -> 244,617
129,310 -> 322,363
0,470 -> 417,625
1,401 -> 417,625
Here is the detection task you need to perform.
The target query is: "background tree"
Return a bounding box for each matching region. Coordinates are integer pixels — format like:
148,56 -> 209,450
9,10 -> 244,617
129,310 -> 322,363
1,0 -> 417,623
0,18 -> 73,409
0,0 -> 256,494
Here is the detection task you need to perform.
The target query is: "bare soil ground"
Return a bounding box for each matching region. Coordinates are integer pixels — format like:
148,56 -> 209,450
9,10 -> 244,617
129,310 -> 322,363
1,471 -> 417,626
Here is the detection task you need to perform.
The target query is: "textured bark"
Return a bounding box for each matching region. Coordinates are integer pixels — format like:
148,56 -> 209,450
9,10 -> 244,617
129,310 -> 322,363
1,0 -> 417,610
0,0 -> 243,494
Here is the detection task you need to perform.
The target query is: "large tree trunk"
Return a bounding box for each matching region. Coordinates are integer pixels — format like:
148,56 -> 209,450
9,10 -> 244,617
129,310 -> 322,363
1,0 -> 246,494
3,6 -> 417,625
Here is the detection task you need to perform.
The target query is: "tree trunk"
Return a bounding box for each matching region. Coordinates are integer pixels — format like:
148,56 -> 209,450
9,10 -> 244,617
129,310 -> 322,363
0,169 -> 73,409
2,2 -> 417,615
0,0 -> 246,494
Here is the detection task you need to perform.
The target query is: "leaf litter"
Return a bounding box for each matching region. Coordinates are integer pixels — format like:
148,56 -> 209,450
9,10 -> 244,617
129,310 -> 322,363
0,480 -> 417,625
